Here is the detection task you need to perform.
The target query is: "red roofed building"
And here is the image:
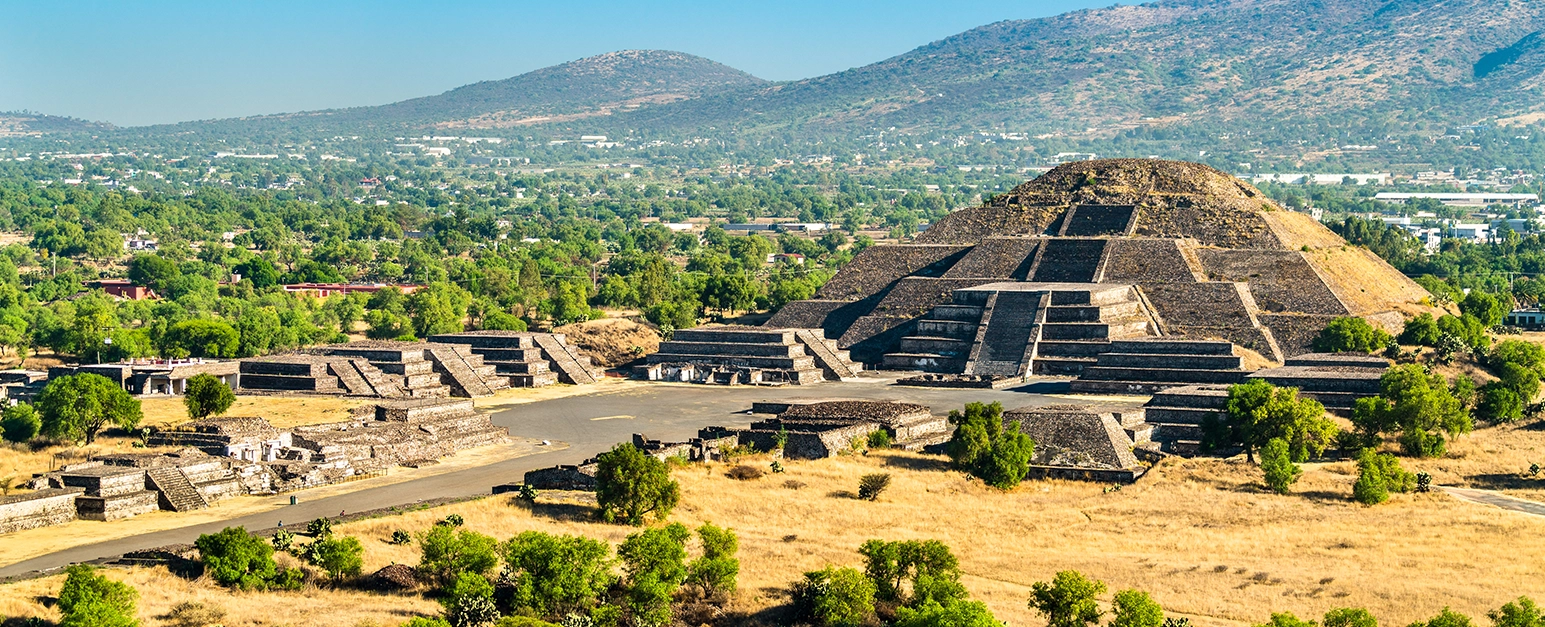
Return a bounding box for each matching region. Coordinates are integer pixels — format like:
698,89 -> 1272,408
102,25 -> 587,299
94,279 -> 156,300
282,283 -> 424,298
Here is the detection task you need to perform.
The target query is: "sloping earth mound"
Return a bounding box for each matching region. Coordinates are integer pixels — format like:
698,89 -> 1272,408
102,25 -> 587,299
554,318 -> 662,368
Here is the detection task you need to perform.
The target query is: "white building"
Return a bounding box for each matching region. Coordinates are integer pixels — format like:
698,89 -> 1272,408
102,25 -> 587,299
1374,192 -> 1539,207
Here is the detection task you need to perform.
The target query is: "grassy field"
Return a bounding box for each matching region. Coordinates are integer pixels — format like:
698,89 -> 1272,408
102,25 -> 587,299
6,441 -> 1544,627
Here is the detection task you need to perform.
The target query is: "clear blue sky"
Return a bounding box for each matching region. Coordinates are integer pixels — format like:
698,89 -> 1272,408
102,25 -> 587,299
0,1 -> 1117,127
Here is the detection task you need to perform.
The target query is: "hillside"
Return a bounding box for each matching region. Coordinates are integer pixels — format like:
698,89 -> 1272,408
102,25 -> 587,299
615,0 -> 1545,136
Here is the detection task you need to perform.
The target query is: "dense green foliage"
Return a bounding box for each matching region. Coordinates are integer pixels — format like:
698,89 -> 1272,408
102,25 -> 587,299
1313,317 -> 1393,354
1260,438 -> 1302,495
1028,570 -> 1107,627
183,372 -> 235,419
595,443 -> 680,525
944,401 -> 1035,489
57,565 -> 140,627
0,402 -> 40,442
196,526 -> 303,591
36,372 -> 143,444
1208,380 -> 1336,462
685,522 -> 740,598
1353,448 -> 1416,505
502,531 -> 617,616
1350,365 -> 1472,457
794,566 -> 878,627
417,524 -> 501,589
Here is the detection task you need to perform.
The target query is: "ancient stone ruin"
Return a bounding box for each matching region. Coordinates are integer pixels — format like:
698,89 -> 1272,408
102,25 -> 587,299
428,331 -> 603,387
766,159 -> 1431,387
636,327 -> 862,385
239,340 -> 511,398
1003,404 -> 1150,482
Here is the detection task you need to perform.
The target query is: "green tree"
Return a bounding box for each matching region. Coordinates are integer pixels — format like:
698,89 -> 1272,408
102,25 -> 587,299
443,570 -> 501,627
57,564 -> 139,627
37,372 -> 143,444
945,401 -> 1036,489
858,539 -> 960,603
418,524 -> 500,589
1029,571 -> 1106,627
1460,291 -> 1509,327
1255,613 -> 1318,627
196,526 -> 293,590
1350,365 -> 1471,457
502,531 -> 616,616
162,319 -> 239,358
311,535 -> 365,584
894,598 -> 1001,627
619,523 -> 691,627
1478,383 -> 1524,423
1208,380 -> 1336,462
408,291 -> 464,337
795,566 -> 877,627
1323,608 -> 1379,627
1400,313 -> 1442,346
1313,317 -> 1393,353
595,443 -> 680,525
1489,598 -> 1545,627
686,522 -> 740,598
1410,608 -> 1473,627
183,373 -> 235,420
127,254 -> 180,293
233,257 -> 280,289
235,306 -> 283,357
1353,448 -> 1415,505
1,402 -> 41,443
1260,437 -> 1301,494
1110,590 -> 1165,627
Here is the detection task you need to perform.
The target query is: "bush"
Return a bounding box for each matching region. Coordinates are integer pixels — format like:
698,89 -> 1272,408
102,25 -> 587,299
595,443 -> 680,526
197,526 -> 300,590
183,373 -> 235,419
1410,608 -> 1474,627
418,524 -> 501,589
1208,380 -> 1336,462
1460,291 -> 1510,327
859,539 -> 960,604
1255,612 -> 1319,627
391,530 -> 414,545
1437,314 -> 1490,352
57,564 -> 138,627
1401,313 -> 1443,346
1260,438 -> 1301,495
502,531 -> 616,616
618,523 -> 691,627
1350,365 -> 1471,458
945,401 -> 1036,489
271,529 -> 294,552
794,566 -> 877,627
1313,317 -> 1393,353
1029,570 -> 1106,627
894,599 -> 1000,627
726,465 -> 764,480
1354,449 -> 1415,505
1488,597 -> 1543,627
1,403 -> 40,443
686,523 -> 740,598
1478,383 -> 1525,423
867,429 -> 892,449
1110,590 -> 1165,627
163,601 -> 227,627
310,535 -> 365,583
306,516 -> 333,538
403,619 -> 453,627
858,473 -> 891,501
1323,607 -> 1379,627
443,571 -> 500,627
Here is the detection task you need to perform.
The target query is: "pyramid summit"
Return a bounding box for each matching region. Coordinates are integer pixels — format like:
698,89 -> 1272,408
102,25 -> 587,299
767,159 -> 1433,377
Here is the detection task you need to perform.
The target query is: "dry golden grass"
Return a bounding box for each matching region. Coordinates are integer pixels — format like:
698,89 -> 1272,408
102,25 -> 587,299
140,395 -> 371,430
10,448 -> 1538,627
1307,246 -> 1437,318
1260,210 -> 1344,250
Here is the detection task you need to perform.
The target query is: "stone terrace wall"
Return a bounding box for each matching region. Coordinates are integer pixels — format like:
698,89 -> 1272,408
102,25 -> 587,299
1003,406 -> 1139,470
1198,249 -> 1349,315
1102,239 -> 1203,284
1143,282 -> 1280,359
1258,313 -> 1342,357
815,245 -> 969,301
0,489 -> 82,534
941,238 -> 1039,279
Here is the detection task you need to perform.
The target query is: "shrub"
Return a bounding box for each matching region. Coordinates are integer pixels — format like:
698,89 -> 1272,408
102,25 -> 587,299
794,566 -> 877,627
311,535 -> 365,583
183,373 -> 235,419
945,401 -> 1036,489
1410,608 -> 1473,627
1,403 -> 41,443
894,599 -> 1000,627
1255,612 -> 1319,627
1354,449 -> 1415,505
686,523 -> 740,598
1110,590 -> 1165,627
1478,383 -> 1524,423
1313,317 -> 1393,353
391,530 -> 414,545
497,618 -> 561,627
1401,313 -> 1443,346
196,526 -> 300,590
1208,380 -> 1336,462
418,524 -> 501,589
867,429 -> 892,449
1350,365 -> 1471,458
502,531 -> 616,616
726,465 -> 764,480
858,473 -> 891,501
307,517 -> 334,538
271,529 -> 294,552
1488,597 -> 1543,627
1260,438 -> 1302,494
442,513 -> 466,527
1028,570 -> 1106,627
595,443 -> 680,526
1460,291 -> 1509,327
619,523 -> 691,627
1437,314 -> 1490,352
57,564 -> 138,627
405,619 -> 454,627
1323,607 -> 1379,627
859,539 -> 960,604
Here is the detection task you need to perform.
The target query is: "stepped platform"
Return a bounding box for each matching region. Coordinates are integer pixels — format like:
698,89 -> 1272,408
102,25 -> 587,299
1140,385 -> 1231,455
884,282 -> 1155,385
1248,353 -> 1388,412
1070,339 -> 1248,395
637,326 -> 860,385
1002,404 -> 1149,482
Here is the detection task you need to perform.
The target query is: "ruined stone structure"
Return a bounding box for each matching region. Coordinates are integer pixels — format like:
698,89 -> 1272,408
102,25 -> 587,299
1002,404 -> 1149,482
1248,352 -> 1389,413
240,341 -> 510,398
1069,339 -> 1251,394
0,489 -> 84,535
428,331 -> 602,387
636,327 -> 862,385
1139,385 -> 1231,455
55,465 -> 159,521
766,159 -> 1432,381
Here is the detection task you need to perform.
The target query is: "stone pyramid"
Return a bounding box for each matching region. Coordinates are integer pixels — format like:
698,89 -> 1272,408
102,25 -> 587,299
767,159 -> 1433,366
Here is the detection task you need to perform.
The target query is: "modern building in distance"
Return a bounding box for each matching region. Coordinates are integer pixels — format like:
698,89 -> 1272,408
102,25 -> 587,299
1374,192 -> 1539,207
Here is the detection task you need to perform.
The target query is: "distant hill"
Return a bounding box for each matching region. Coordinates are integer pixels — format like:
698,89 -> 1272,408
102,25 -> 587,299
19,0 -> 1545,145
0,112 -> 110,137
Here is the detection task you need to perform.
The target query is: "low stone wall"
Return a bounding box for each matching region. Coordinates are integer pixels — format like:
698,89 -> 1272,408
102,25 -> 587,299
0,489 -> 83,534
75,491 -> 158,521
523,464 -> 598,490
1026,465 -> 1145,483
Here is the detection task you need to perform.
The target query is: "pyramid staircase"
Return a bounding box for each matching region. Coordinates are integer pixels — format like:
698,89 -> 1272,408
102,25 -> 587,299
145,466 -> 208,512
427,344 -> 509,397
1070,340 -> 1250,395
793,329 -> 862,381
534,334 -> 601,385
1138,385 -> 1231,455
881,283 -> 1154,379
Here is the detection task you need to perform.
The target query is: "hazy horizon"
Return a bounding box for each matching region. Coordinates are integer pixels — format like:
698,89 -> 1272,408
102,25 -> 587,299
0,0 -> 1118,127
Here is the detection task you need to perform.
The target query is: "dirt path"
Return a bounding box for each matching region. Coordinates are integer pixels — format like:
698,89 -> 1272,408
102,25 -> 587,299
1441,486 -> 1545,516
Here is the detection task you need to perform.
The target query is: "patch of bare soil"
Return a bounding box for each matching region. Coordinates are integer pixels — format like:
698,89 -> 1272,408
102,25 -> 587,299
554,318 -> 662,367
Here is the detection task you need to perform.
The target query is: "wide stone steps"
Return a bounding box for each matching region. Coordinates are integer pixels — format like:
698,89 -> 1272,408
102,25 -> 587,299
794,329 -> 861,380
534,334 -> 599,385
915,319 -> 978,339
146,467 -> 208,512
354,360 -> 405,397
1079,366 -> 1249,384
329,361 -> 372,395
881,353 -> 967,372
1041,321 -> 1149,340
1045,301 -> 1142,322
900,336 -> 972,356
427,347 -> 494,397
972,290 -> 1041,378
658,340 -> 807,357
1094,353 -> 1244,369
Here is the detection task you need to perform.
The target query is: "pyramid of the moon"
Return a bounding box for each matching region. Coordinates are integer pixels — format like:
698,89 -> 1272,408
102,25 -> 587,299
765,159 -> 1434,372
